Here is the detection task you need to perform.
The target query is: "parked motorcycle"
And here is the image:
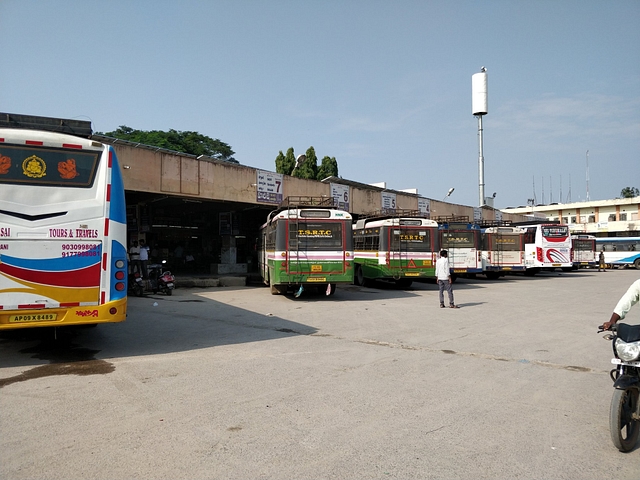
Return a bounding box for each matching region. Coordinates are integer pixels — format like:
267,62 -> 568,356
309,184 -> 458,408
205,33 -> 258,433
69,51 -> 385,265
147,260 -> 175,295
128,271 -> 144,297
598,322 -> 640,452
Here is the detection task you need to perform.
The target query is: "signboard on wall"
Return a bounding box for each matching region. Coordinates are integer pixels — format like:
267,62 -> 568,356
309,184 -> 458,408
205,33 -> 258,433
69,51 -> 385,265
330,183 -> 350,211
381,192 -> 397,211
256,170 -> 283,204
495,210 -> 503,222
418,198 -> 431,217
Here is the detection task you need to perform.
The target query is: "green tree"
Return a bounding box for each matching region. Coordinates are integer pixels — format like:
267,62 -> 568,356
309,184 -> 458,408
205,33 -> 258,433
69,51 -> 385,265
620,187 -> 639,198
284,148 -> 297,175
99,126 -> 238,163
275,150 -> 286,174
294,146 -> 318,180
317,156 -> 338,180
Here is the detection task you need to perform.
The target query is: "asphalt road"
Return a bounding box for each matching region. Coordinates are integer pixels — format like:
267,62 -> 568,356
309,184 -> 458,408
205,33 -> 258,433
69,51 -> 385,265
1,269 -> 639,480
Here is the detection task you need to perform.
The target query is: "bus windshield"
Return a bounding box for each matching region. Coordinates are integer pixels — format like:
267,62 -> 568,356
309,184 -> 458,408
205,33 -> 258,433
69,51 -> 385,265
289,222 -> 343,251
389,227 -> 432,252
0,143 -> 100,188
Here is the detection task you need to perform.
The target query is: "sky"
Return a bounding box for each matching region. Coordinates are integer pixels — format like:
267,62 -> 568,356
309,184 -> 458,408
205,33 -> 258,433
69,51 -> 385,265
1,0 -> 639,209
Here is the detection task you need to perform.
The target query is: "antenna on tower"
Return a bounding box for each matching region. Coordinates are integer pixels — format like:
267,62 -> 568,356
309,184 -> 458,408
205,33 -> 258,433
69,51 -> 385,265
586,150 -> 590,201
560,174 -> 562,204
532,176 -> 537,204
541,176 -> 545,204
567,174 -> 572,203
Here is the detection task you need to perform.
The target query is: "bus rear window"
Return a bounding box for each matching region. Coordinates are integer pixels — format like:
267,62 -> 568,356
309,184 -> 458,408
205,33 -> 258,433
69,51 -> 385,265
390,228 -> 432,252
441,231 -> 476,248
289,222 -> 343,251
0,144 -> 100,188
542,226 -> 568,238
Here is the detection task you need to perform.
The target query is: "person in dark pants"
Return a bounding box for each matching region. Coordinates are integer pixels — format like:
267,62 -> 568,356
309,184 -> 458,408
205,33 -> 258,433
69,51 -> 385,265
435,250 -> 459,309
598,249 -> 606,272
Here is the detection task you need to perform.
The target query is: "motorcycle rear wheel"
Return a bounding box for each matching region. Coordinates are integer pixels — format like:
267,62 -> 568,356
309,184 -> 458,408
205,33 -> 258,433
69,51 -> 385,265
609,387 -> 640,452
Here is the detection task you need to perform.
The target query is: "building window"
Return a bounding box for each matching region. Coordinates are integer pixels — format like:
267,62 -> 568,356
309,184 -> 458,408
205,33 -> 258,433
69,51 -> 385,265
620,213 -> 627,221
571,216 -> 577,223
562,217 -> 568,224
608,214 -> 616,222
588,215 -> 595,223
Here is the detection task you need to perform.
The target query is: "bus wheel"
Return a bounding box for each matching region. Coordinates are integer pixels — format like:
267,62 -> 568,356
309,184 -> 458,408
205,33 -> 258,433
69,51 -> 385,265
355,265 -> 366,286
327,283 -> 337,296
634,259 -> 640,270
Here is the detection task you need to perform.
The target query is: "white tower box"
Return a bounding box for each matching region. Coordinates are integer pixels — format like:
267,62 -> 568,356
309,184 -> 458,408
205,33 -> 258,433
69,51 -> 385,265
472,72 -> 488,115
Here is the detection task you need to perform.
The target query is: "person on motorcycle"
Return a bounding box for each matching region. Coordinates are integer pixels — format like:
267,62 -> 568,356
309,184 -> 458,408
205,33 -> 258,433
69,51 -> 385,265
602,278 -> 640,330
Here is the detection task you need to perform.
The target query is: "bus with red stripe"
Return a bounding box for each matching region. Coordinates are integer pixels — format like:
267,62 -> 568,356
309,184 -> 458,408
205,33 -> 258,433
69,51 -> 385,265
0,125 -> 127,329
520,223 -> 572,274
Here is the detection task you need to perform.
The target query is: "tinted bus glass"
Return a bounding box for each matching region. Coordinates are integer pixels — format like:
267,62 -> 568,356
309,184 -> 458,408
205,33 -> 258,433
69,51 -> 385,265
573,239 -> 594,251
541,226 -> 568,238
0,144 -> 100,188
289,222 -> 343,251
441,231 -> 476,248
390,228 -> 432,252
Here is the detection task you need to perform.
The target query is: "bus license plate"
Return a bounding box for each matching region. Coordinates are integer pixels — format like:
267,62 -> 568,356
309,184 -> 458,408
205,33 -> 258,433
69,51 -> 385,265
453,269 -> 466,273
405,273 -> 419,277
307,277 -> 326,282
311,265 -> 322,272
9,313 -> 58,323
552,263 -> 561,267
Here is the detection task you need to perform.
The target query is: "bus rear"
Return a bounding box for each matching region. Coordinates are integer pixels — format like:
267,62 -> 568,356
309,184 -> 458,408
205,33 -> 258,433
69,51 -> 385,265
439,224 -> 482,275
481,227 -> 526,277
523,224 -> 572,272
571,235 -> 596,268
0,128 -> 127,329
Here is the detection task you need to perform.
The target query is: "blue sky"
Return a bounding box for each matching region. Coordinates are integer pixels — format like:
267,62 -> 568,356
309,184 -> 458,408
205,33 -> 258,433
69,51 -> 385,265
2,0 -> 638,208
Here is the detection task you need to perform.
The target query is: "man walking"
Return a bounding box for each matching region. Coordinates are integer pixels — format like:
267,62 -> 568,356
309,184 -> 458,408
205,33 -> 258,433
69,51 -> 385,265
598,249 -> 606,272
436,250 -> 459,308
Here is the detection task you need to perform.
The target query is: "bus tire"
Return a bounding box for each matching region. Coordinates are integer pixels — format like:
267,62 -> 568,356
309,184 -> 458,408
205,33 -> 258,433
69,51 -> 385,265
355,265 -> 366,286
634,259 -> 640,270
270,282 -> 284,295
327,283 -> 337,296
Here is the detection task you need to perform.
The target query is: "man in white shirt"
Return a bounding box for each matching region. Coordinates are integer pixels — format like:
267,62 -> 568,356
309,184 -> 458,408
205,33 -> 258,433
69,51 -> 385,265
435,250 -> 459,309
138,239 -> 150,279
602,278 -> 640,330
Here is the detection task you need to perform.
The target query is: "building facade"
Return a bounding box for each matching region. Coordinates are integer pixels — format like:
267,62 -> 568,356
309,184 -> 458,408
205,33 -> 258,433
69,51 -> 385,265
501,197 -> 640,236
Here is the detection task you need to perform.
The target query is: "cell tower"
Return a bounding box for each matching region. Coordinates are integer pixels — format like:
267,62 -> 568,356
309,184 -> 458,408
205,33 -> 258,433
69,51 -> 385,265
472,67 -> 488,207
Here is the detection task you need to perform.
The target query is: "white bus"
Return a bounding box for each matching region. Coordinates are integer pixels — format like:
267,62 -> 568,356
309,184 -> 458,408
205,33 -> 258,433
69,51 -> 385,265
481,226 -> 526,279
0,126 -> 128,329
437,217 -> 482,277
520,223 -> 572,274
595,237 -> 640,269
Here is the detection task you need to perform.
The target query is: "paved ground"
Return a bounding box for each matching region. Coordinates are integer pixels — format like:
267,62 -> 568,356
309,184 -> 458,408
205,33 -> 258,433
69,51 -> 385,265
1,268 -> 639,480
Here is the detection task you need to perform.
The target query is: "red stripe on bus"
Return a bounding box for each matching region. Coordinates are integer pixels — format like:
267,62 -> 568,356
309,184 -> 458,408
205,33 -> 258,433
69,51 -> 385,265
19,304 -> 46,309
25,140 -> 44,145
101,292 -> 106,304
104,218 -> 109,236
0,138 -> 4,142
0,262 -> 101,287
62,143 -> 83,149
106,183 -> 111,201
60,302 -> 81,307
102,253 -> 107,271
108,149 -> 113,168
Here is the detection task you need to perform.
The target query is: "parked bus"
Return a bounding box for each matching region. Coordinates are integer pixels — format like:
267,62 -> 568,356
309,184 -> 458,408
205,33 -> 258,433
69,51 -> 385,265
352,210 -> 439,287
0,127 -> 128,329
259,197 -> 353,296
520,223 -> 572,274
571,234 -> 597,269
595,237 -> 640,269
481,226 -> 526,279
437,216 -> 482,277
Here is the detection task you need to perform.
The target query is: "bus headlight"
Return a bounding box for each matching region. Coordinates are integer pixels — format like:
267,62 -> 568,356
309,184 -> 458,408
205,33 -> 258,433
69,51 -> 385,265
615,338 -> 640,362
